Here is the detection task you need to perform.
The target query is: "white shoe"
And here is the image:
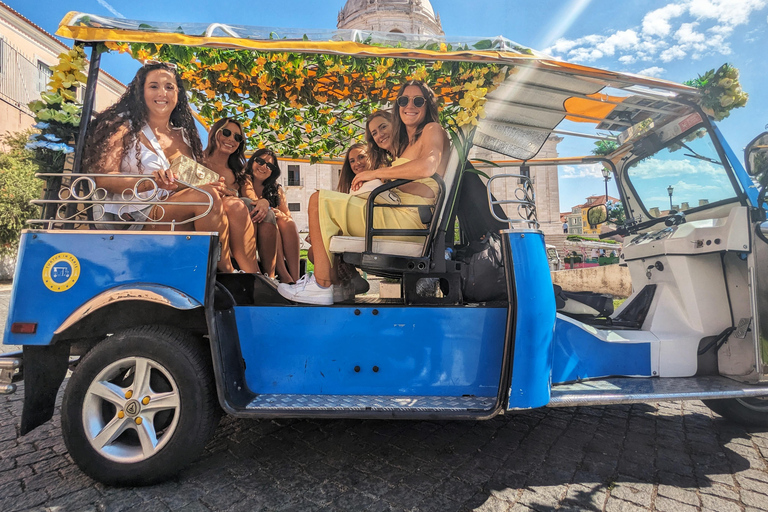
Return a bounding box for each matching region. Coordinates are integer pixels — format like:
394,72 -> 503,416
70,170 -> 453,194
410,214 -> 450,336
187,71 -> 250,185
278,273 -> 333,305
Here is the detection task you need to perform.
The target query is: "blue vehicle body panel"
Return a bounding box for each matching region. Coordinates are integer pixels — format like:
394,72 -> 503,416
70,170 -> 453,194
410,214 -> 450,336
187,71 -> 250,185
235,306 -> 507,396
3,231 -> 212,346
713,124 -> 758,205
551,317 -> 652,383
506,231 -> 557,409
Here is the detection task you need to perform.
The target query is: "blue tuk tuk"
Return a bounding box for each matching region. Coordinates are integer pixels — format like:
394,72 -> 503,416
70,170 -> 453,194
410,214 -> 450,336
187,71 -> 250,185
3,12 -> 768,485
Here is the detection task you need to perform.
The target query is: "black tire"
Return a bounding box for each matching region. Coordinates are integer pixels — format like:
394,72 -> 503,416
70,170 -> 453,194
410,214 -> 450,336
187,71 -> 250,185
61,325 -> 221,486
704,397 -> 768,426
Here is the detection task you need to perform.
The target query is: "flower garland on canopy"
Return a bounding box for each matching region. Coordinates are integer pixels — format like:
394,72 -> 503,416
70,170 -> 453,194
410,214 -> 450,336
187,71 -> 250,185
103,41 -> 511,162
26,47 -> 87,166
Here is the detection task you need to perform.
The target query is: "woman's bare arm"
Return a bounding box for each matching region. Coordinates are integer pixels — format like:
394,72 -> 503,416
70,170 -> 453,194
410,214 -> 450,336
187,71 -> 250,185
275,187 -> 292,219
351,123 -> 448,190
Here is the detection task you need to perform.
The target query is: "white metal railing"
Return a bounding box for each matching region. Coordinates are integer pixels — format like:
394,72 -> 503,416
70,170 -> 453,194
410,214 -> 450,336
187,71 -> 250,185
29,173 -> 214,230
486,174 -> 539,229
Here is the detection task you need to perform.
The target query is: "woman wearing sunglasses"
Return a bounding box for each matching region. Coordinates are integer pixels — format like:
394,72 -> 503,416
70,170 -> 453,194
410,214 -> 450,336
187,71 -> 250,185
203,118 -> 260,273
278,80 -> 450,304
242,149 -> 301,283
83,62 -> 237,272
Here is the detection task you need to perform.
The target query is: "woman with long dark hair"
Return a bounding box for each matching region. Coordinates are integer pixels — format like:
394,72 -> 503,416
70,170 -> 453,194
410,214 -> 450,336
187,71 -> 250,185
203,118 -> 259,273
84,62 -> 236,272
337,143 -> 369,194
278,80 -> 450,304
242,148 -> 301,282
364,110 -> 393,170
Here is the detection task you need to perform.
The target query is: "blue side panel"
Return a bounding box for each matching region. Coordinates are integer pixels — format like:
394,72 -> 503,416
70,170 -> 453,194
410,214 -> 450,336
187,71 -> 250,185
713,124 -> 758,205
552,317 -> 652,384
506,231 -> 557,409
3,231 -> 212,346
236,306 -> 507,396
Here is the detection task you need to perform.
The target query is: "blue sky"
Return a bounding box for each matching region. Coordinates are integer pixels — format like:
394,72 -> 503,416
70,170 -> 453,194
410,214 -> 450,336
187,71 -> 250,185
9,0 -> 768,211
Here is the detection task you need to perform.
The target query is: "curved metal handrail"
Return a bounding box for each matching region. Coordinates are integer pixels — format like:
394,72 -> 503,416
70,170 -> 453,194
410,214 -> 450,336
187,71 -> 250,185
29,173 -> 215,230
486,173 -> 539,229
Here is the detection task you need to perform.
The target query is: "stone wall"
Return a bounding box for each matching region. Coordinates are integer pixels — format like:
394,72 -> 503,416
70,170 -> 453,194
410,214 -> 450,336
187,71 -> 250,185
551,264 -> 632,298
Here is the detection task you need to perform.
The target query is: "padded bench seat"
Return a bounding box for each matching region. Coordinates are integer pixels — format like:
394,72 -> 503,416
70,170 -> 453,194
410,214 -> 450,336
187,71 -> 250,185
328,236 -> 424,257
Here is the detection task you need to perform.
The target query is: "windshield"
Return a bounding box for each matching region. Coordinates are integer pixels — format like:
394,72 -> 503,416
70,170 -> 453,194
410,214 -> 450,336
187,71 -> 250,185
626,128 -> 737,218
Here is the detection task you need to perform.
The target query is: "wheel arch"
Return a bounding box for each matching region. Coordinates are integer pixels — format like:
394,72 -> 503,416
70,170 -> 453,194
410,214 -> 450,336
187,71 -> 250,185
52,284 -> 208,344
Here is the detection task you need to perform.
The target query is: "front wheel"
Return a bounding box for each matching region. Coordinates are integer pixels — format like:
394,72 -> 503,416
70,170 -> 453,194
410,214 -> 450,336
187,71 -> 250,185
704,397 -> 768,426
61,325 -> 221,486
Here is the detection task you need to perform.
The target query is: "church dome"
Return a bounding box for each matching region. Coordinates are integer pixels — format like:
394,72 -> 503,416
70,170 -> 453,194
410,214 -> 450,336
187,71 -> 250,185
338,0 -> 443,36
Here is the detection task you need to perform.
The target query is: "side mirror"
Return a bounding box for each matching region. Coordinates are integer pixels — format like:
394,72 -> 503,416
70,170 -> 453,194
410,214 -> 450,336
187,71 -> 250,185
587,204 -> 608,226
745,131 -> 768,179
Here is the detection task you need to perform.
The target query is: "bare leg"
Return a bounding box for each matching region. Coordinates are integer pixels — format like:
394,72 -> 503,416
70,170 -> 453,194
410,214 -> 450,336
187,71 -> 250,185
222,197 -> 259,273
256,220 -> 278,277
146,186 -> 234,272
307,191 -> 334,287
273,229 -> 294,283
276,216 -> 301,282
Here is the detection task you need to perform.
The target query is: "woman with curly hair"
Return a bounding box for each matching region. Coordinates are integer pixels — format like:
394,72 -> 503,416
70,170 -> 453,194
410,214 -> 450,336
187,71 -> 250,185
279,80 -> 450,304
203,118 -> 259,273
84,62 -> 236,272
242,148 -> 300,283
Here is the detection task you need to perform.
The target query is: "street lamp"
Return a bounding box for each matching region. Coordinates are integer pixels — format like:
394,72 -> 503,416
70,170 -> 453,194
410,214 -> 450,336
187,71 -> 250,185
601,167 -> 611,201
667,185 -> 674,210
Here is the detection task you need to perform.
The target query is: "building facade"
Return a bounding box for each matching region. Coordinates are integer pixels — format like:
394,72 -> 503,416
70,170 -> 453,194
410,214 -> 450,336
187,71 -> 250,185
0,2 -> 124,139
338,0 -> 444,35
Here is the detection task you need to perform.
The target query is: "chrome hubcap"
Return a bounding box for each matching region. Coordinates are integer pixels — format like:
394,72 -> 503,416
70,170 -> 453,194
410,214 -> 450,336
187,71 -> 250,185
82,356 -> 180,463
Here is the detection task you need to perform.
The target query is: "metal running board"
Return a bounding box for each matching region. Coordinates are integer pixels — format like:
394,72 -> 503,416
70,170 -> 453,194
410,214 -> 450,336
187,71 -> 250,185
246,394 -> 495,412
548,376 -> 768,407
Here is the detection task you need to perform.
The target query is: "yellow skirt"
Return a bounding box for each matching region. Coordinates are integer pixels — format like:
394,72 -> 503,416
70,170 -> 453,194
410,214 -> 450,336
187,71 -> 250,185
317,189 -> 433,265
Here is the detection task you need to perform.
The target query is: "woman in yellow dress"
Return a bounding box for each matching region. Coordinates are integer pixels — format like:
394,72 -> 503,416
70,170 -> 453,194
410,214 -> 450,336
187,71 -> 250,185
278,80 -> 450,304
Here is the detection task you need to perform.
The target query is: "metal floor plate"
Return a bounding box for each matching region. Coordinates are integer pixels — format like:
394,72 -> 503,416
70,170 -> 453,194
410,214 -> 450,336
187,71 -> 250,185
246,394 -> 496,411
549,376 -> 768,407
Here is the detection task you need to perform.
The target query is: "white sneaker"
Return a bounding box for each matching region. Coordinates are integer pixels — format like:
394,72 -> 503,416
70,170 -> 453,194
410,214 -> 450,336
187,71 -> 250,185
278,273 -> 333,305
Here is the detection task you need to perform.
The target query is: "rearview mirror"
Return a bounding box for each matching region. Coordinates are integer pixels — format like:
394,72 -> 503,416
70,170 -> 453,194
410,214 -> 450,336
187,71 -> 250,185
745,131 -> 768,179
587,204 -> 608,227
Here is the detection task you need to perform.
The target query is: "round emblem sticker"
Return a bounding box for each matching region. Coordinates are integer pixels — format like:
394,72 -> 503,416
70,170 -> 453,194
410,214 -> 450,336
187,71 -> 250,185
42,252 -> 80,292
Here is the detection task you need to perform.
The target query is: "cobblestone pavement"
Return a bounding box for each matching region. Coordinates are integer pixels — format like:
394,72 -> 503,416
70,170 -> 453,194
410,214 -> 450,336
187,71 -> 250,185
3,289 -> 768,511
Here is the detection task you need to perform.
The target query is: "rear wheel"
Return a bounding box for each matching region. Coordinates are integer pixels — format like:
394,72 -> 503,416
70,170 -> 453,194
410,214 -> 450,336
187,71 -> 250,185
62,325 -> 220,486
704,397 -> 768,426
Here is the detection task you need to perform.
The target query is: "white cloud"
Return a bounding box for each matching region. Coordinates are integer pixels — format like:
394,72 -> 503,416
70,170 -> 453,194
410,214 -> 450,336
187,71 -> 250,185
544,0 -> 768,68
660,45 -> 688,62
637,66 -> 666,77
675,22 -> 706,44
561,163 -> 605,179
642,4 -> 688,37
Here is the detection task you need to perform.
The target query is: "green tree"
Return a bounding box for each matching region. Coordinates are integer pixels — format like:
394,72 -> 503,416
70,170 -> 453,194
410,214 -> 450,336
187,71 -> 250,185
0,130 -> 42,254
606,200 -> 626,225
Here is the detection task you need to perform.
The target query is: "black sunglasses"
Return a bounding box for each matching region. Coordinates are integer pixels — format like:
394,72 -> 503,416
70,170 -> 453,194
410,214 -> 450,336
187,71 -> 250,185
253,156 -> 279,173
220,128 -> 243,143
396,95 -> 426,108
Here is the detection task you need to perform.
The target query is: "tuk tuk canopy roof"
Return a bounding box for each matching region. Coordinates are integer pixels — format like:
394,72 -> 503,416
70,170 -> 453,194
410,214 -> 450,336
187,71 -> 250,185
57,12 -> 702,162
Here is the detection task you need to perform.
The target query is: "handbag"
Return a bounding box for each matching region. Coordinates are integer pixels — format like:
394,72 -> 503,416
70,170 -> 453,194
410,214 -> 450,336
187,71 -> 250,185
140,124 -> 219,189
457,232 -> 506,302
352,179 -> 401,205
169,155 -> 220,189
